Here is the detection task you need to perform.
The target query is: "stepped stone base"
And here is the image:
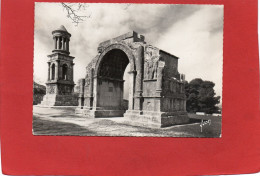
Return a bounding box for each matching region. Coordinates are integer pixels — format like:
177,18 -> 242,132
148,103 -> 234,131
75,107 -> 190,128
124,110 -> 190,128
40,94 -> 78,106
75,107 -> 125,118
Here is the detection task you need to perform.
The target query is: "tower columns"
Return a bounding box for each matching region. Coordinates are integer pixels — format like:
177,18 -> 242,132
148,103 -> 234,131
62,37 -> 65,50
66,39 -> 70,51
53,37 -> 57,50
64,38 -> 67,50
53,37 -> 69,51
61,37 -> 63,50
57,37 -> 60,49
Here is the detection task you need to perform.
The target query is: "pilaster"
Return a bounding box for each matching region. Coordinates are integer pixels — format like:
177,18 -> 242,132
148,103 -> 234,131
134,45 -> 144,111
55,60 -> 59,81
155,61 -> 164,97
128,70 -> 136,110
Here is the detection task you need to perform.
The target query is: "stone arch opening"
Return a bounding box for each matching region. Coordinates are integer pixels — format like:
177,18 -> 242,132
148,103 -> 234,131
96,49 -> 130,114
76,43 -> 138,118
51,63 -> 55,80
94,43 -> 136,77
98,49 -> 129,79
93,44 -> 136,113
62,64 -> 68,80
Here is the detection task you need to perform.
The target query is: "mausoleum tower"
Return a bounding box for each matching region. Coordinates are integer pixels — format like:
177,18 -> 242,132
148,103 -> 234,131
40,25 -> 78,106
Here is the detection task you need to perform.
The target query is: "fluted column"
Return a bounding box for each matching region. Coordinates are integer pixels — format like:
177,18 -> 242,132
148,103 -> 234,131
62,37 -> 65,50
57,37 -> 60,50
61,37 -> 63,50
53,37 -> 57,50
66,39 -> 70,51
47,62 -> 51,80
64,38 -> 67,51
56,37 -> 58,49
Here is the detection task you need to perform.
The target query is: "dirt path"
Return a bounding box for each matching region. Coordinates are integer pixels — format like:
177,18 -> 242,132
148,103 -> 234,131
33,106 -> 221,137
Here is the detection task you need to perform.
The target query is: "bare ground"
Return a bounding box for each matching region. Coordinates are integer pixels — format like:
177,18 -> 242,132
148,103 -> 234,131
32,106 -> 222,137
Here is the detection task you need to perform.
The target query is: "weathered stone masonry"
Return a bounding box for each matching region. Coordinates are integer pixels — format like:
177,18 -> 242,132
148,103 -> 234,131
76,31 -> 189,127
40,26 -> 78,106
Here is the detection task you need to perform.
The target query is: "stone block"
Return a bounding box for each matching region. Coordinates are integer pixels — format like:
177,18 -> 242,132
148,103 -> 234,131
124,110 -> 189,128
40,94 -> 78,106
79,109 -> 125,118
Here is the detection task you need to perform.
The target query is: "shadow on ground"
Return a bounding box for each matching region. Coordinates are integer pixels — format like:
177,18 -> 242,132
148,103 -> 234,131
33,106 -> 222,137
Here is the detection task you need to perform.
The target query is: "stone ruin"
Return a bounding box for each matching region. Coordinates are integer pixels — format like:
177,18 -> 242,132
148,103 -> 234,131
40,26 -> 189,127
40,25 -> 78,106
75,31 -> 190,127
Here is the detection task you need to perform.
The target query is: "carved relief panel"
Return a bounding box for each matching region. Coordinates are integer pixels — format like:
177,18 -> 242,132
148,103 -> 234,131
144,45 -> 160,80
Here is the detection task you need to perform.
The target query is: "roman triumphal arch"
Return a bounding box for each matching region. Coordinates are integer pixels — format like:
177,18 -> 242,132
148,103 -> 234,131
76,31 -> 190,127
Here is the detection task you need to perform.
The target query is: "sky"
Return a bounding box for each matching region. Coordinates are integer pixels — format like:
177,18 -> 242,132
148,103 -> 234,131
34,3 -> 223,100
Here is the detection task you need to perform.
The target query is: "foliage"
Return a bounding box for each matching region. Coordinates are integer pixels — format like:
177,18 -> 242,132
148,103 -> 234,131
33,82 -> 46,95
185,78 -> 220,114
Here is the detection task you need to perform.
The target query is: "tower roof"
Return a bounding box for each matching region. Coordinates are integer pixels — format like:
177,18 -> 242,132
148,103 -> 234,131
52,25 -> 71,36
56,25 -> 68,32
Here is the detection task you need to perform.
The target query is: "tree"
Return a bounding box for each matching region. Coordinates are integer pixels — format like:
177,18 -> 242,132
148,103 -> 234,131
61,3 -> 133,26
61,3 -> 90,26
185,78 -> 220,114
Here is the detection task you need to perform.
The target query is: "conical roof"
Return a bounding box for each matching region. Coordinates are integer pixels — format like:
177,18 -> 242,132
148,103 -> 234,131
57,25 -> 68,32
52,25 -> 71,36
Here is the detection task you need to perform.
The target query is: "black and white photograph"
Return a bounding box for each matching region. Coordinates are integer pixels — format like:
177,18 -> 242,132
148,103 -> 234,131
33,3 -> 223,137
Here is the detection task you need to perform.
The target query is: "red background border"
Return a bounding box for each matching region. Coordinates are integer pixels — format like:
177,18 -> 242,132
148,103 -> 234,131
1,0 -> 260,175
